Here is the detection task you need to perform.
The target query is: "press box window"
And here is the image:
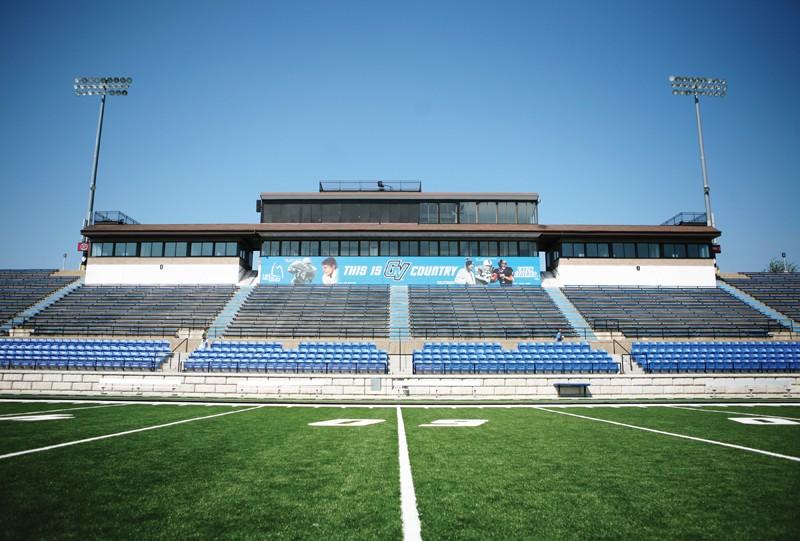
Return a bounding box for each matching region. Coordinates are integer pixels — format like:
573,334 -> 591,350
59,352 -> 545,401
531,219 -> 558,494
439,203 -> 458,224
612,243 -> 636,258
114,242 -> 137,257
459,202 -> 477,224
419,203 -> 438,224
663,243 -> 687,258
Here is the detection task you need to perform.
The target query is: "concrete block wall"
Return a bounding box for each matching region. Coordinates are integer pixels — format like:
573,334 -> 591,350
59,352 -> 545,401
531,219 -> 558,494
0,370 -> 797,401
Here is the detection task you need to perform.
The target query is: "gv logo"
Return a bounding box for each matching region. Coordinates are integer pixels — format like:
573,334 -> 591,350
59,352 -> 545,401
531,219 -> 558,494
384,260 -> 411,281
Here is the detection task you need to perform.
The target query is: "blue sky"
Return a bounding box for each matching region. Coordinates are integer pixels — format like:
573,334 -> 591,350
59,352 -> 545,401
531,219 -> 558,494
0,0 -> 797,271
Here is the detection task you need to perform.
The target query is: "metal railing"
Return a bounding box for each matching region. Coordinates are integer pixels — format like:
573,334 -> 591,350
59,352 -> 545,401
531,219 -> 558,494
318,180 -> 421,192
411,362 -> 617,375
183,360 -> 388,375
660,212 -> 707,226
0,352 -> 170,371
22,319 -> 214,338
93,210 -> 139,225
630,352 -> 800,374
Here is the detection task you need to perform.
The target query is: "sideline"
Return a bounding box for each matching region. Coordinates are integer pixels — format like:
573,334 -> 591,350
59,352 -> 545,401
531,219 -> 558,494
536,407 -> 800,463
0,403 -> 129,418
1,398 -> 799,409
396,406 -> 422,541
0,405 -> 264,461
668,404 -> 800,421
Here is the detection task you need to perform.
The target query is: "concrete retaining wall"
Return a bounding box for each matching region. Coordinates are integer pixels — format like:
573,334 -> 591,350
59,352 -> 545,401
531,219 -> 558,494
0,371 -> 797,400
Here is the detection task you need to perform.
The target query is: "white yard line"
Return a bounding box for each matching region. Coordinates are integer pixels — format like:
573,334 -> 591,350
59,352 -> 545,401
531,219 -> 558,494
668,405 -> 800,421
396,406 -> 422,541
0,403 -> 129,418
0,405 -> 264,461
536,407 -> 800,463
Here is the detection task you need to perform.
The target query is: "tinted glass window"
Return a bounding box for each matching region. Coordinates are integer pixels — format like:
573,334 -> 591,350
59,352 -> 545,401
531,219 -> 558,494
518,202 -> 536,224
439,203 -> 458,224
478,202 -> 497,224
497,202 -> 516,224
321,203 -> 341,222
562,242 -> 574,257
301,241 -> 319,256
225,242 -> 238,257
459,202 -> 477,224
175,242 -> 188,257
320,240 -> 339,256
419,202 -> 438,224
140,242 -> 152,257
164,242 -> 176,257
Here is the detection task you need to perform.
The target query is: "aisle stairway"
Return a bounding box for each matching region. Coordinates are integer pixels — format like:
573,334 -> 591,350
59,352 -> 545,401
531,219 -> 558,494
544,287 -> 597,341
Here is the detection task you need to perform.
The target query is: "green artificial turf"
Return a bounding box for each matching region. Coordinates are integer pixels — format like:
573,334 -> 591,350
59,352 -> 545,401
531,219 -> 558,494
1,402 -> 798,541
403,407 -> 800,541
0,406 -> 400,541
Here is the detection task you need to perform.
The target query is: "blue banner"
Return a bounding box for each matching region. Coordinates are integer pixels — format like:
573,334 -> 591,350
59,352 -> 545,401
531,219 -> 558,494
259,256 -> 541,286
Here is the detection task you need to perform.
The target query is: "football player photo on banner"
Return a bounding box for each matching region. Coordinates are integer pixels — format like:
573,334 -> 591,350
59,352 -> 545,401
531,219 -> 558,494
260,256 -> 541,286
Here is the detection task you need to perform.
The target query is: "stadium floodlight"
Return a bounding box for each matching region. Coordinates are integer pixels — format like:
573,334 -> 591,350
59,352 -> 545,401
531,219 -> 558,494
669,75 -> 727,228
74,76 -> 133,246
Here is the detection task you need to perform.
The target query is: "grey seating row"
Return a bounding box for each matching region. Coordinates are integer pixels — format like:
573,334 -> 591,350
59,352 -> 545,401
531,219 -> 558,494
21,285 -> 236,336
225,285 -> 391,338
0,270 -> 78,328
723,272 -> 800,322
562,286 -> 779,338
408,286 -> 575,338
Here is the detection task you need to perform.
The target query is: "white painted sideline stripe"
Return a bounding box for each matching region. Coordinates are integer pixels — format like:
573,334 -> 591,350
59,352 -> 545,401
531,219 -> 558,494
0,405 -> 264,461
669,405 -> 800,422
0,403 -> 129,418
1,399 -> 799,410
396,407 -> 422,541
536,407 -> 800,463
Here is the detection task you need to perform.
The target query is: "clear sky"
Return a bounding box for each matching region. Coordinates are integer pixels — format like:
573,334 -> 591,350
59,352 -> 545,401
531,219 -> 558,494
1,0 -> 797,272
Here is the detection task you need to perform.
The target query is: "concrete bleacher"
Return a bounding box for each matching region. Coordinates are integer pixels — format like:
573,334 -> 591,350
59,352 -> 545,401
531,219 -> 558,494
408,286 -> 575,338
632,341 -> 799,373
19,285 -> 236,336
0,270 -> 79,331
562,286 -> 779,338
224,285 -> 390,338
0,338 -> 170,370
184,340 -> 389,373
722,273 -> 800,323
413,341 -> 618,374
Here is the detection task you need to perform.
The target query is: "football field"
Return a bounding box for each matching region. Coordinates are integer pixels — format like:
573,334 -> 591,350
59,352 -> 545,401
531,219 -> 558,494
0,400 -> 798,540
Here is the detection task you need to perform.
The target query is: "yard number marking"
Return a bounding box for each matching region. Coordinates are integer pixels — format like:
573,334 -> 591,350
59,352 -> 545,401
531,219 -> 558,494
419,419 -> 488,428
537,407 -> 800,463
0,414 -> 74,422
308,419 -> 386,427
729,417 -> 799,426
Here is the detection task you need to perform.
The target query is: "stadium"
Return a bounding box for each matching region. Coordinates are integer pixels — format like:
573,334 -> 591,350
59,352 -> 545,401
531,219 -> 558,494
3,2 -> 799,539
1,181 -> 799,539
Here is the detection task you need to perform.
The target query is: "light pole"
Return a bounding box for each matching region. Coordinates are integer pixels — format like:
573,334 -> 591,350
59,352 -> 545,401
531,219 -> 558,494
669,75 -> 726,228
74,77 -> 133,241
